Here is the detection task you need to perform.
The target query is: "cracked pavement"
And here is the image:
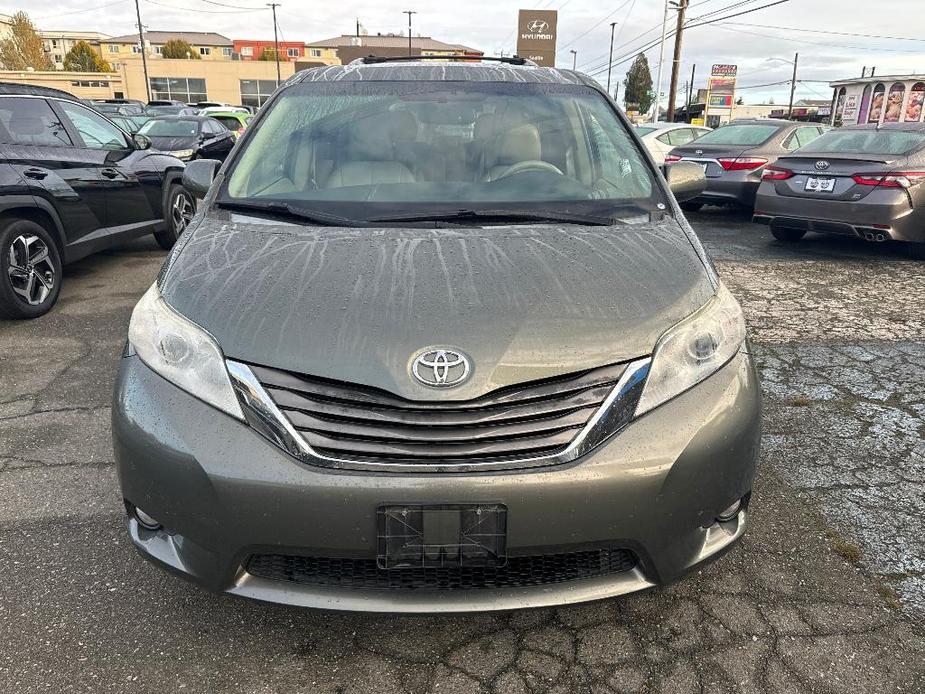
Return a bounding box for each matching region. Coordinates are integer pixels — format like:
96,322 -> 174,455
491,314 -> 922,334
1,216 -> 924,693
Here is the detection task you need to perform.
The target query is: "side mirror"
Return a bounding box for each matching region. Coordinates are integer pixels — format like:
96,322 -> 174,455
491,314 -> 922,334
665,160 -> 706,203
182,159 -> 221,199
133,133 -> 152,150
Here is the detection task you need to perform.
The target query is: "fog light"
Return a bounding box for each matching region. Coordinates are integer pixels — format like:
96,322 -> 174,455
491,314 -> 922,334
134,507 -> 162,531
716,500 -> 742,523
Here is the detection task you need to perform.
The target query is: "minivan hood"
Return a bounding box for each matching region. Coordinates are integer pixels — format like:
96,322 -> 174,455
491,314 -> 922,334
159,212 -> 714,400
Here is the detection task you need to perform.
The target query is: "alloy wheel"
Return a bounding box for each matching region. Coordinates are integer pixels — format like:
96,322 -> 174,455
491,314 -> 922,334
171,192 -> 195,235
7,234 -> 55,306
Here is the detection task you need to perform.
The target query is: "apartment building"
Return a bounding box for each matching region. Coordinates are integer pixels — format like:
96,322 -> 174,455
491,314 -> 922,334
102,31 -> 234,61
234,39 -> 306,61
40,30 -> 111,69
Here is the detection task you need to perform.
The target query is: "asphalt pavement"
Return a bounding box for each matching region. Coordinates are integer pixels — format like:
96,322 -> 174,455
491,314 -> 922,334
1,210 -> 923,693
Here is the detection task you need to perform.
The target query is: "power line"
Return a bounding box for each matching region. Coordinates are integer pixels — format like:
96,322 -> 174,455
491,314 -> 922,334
35,1 -> 131,19
724,21 -> 925,43
557,0 -> 635,54
143,0 -> 265,12
713,24 -> 925,54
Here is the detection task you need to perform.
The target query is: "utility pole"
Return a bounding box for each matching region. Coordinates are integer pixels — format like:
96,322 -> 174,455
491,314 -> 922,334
570,49 -> 577,70
403,10 -> 416,56
267,3 -> 281,85
653,0 -> 670,122
666,0 -> 689,123
606,22 -> 617,96
133,0 -> 150,102
787,52 -> 799,119
687,63 -> 696,115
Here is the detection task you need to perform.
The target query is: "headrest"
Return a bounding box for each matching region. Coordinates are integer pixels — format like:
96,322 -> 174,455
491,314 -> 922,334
495,124 -> 541,165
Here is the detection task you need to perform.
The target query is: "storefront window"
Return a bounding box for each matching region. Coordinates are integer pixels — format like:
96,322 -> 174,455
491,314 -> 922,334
833,88 -> 847,127
905,83 -> 924,123
149,77 -> 207,104
857,85 -> 872,124
868,83 -> 885,123
240,79 -> 279,108
884,83 -> 905,123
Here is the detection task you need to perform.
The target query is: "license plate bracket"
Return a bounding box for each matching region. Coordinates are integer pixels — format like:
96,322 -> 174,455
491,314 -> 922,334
376,504 -> 507,569
805,176 -> 836,192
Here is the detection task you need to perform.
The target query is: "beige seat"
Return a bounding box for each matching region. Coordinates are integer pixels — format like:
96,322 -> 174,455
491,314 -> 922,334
483,124 -> 544,181
325,115 -> 415,188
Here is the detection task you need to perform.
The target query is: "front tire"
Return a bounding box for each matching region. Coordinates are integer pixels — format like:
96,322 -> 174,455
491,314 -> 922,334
0,218 -> 62,319
771,227 -> 806,243
154,185 -> 195,250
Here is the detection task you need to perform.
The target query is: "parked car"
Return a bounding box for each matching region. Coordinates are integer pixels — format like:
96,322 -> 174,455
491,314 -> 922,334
93,102 -> 146,117
666,119 -> 827,210
198,105 -> 250,116
109,114 -> 153,134
636,122 -> 711,166
148,99 -> 187,107
0,83 -> 192,319
208,110 -> 253,139
145,105 -> 199,117
754,122 -> 925,259
137,115 -> 235,162
113,56 -> 760,612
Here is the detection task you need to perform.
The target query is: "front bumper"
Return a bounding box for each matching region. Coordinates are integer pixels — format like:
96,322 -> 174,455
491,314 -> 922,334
113,352 -> 762,612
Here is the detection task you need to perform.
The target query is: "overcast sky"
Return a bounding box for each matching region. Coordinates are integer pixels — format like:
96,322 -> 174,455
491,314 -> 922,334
16,0 -> 925,105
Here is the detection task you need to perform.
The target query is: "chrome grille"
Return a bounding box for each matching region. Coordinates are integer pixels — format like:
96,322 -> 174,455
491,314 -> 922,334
245,360 -> 644,467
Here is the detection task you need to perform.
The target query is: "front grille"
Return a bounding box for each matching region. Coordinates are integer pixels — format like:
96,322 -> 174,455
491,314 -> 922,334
246,548 -> 637,591
249,361 -> 632,465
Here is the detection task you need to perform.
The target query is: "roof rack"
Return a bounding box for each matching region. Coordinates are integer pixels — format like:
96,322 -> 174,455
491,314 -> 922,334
355,54 -> 536,67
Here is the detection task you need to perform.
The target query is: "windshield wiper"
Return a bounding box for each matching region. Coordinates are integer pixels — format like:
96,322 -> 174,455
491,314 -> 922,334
216,200 -> 361,227
367,208 -> 616,227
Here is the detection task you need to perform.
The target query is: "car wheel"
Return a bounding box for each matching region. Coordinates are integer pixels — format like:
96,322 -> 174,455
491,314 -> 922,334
906,242 -> 925,260
771,227 -> 806,243
155,185 -> 195,251
680,202 -> 703,212
0,218 -> 62,319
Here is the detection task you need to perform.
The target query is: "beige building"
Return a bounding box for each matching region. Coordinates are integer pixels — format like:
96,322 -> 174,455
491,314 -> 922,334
304,33 -> 481,65
102,31 -> 234,62
40,30 -> 111,69
0,58 -> 295,106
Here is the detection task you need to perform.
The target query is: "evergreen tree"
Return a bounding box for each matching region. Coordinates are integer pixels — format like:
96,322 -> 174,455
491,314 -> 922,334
63,40 -> 112,72
0,11 -> 53,71
623,53 -> 653,114
161,39 -> 200,59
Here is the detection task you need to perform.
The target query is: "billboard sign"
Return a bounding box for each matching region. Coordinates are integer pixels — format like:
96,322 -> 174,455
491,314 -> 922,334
705,64 -> 737,126
516,9 -> 558,67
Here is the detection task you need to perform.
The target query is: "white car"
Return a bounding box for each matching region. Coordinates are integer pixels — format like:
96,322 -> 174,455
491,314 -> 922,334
636,122 -> 711,166
197,105 -> 250,115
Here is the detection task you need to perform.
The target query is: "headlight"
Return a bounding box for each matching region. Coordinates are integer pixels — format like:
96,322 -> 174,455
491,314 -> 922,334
169,149 -> 194,160
128,284 -> 243,420
635,283 -> 746,416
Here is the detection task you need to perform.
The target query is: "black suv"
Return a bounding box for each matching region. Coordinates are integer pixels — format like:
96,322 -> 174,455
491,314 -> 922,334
0,83 -> 192,319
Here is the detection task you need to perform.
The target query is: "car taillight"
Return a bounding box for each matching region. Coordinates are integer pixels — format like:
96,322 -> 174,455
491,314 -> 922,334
852,171 -> 925,189
761,166 -> 794,181
665,154 -> 682,163
718,157 -> 768,171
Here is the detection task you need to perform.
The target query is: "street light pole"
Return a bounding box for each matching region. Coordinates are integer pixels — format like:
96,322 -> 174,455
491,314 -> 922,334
267,3 -> 281,85
403,10 -> 417,56
133,0 -> 150,102
570,49 -> 577,70
788,52 -> 799,119
606,22 -> 617,96
653,0 -> 669,122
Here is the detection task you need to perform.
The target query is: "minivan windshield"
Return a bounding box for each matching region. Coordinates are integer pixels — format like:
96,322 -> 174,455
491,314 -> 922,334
801,129 -> 925,156
693,124 -> 781,146
221,81 -> 665,223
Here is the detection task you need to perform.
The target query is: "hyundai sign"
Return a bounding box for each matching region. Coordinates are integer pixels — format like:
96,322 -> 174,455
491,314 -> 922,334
516,9 -> 558,66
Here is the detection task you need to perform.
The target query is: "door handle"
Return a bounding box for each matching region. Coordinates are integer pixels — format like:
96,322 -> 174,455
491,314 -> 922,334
101,168 -> 121,179
23,168 -> 47,180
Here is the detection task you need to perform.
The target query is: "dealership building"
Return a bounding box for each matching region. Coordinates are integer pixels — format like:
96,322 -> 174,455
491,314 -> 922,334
830,74 -> 925,126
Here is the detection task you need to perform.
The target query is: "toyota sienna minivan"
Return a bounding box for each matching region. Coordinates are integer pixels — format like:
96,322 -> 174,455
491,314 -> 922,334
113,57 -> 762,612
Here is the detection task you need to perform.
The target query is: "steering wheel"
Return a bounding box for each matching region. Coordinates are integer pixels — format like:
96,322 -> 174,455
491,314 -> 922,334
494,160 -> 565,180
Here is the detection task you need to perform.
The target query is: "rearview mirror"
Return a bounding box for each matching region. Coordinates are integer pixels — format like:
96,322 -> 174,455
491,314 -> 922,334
133,133 -> 151,150
665,160 -> 706,203
182,159 -> 221,199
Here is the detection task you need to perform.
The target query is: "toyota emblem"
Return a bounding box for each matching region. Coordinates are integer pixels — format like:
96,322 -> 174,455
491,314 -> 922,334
815,160 -> 830,170
412,349 -> 471,388
527,19 -> 549,33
